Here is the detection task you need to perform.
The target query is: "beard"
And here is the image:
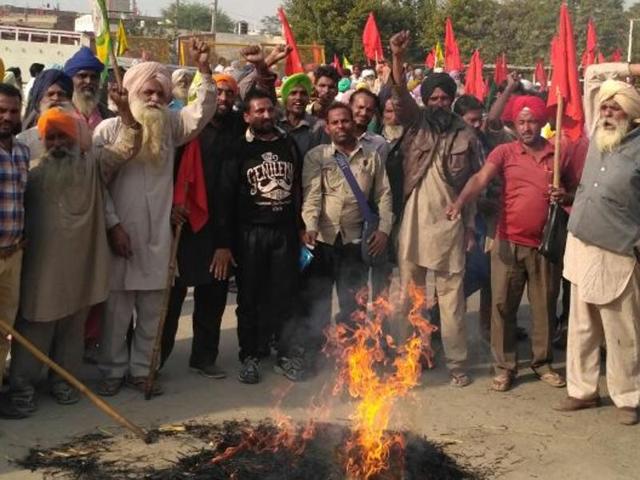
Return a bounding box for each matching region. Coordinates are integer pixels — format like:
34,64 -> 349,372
383,124 -> 403,141
172,85 -> 189,103
38,146 -> 85,195
130,99 -> 169,165
425,106 -> 454,133
73,90 -> 99,117
595,117 -> 630,153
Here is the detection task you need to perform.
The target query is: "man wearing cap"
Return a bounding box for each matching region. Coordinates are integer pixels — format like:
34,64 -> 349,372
93,39 -> 217,397
554,68 -> 640,426
447,94 -> 579,392
64,46 -> 113,131
8,91 -> 141,415
279,72 -> 329,155
389,31 -> 480,388
18,69 -> 75,163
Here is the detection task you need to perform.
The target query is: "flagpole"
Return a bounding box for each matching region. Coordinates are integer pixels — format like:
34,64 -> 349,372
553,88 -> 564,189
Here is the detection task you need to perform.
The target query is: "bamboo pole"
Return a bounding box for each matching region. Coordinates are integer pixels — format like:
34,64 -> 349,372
0,318 -> 151,443
144,190 -> 188,400
553,89 -> 564,189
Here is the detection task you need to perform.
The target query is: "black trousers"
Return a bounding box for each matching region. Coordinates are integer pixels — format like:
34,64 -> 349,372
301,239 -> 369,353
161,281 -> 229,368
236,224 -> 298,361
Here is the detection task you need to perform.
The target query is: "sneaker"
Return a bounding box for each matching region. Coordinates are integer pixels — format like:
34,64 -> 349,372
553,396 -> 601,412
190,364 -> 227,379
274,356 -> 306,382
238,357 -> 260,384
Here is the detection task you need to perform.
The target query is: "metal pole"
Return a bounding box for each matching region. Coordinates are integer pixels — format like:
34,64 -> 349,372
211,0 -> 217,34
628,19 -> 634,63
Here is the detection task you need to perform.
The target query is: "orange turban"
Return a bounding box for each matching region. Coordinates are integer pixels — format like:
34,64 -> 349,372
212,73 -> 238,95
37,107 -> 78,141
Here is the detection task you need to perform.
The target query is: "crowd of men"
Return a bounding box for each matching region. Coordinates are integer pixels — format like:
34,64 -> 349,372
0,30 -> 637,427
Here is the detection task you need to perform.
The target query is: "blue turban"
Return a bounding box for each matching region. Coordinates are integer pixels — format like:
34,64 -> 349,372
24,69 -> 74,129
64,47 -> 104,78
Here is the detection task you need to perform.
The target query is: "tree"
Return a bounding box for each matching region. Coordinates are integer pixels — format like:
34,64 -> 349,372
161,1 -> 235,33
261,15 -> 282,36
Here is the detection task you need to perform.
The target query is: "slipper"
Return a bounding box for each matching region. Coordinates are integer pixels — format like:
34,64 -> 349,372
536,370 -> 566,388
450,370 -> 472,388
126,376 -> 164,396
491,372 -> 514,392
51,383 -> 80,405
97,377 -> 123,397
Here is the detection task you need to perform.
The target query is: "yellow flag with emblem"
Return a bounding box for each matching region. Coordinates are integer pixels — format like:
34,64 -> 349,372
117,19 -> 128,57
93,0 -> 112,81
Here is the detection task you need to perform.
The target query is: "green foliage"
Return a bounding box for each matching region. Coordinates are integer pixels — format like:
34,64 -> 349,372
161,1 -> 235,33
283,0 -> 631,66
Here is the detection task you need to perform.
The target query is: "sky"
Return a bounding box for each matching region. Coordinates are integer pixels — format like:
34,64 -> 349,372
12,0 -> 283,26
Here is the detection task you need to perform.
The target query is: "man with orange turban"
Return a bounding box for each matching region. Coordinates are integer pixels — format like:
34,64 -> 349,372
93,39 -> 217,397
7,89 -> 142,417
160,44 -> 288,379
447,93 -> 581,393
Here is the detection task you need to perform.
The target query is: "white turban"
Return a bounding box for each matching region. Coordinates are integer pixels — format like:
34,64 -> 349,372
597,79 -> 640,121
123,61 -> 172,102
171,68 -> 191,86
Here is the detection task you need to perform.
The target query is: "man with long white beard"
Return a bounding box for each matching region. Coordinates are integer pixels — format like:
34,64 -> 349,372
555,75 -> 640,426
8,93 -> 141,416
64,47 -> 113,131
170,69 -> 193,111
93,39 -> 217,397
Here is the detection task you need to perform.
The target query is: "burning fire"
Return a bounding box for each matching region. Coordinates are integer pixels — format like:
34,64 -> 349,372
325,282 -> 437,479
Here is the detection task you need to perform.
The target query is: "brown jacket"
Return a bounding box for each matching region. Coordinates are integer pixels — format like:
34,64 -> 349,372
391,85 -> 481,201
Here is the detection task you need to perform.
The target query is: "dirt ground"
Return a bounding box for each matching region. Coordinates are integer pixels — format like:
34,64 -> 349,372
0,290 -> 637,479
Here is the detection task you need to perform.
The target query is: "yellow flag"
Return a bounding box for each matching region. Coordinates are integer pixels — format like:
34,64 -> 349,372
343,55 -> 353,70
117,19 -> 129,57
434,42 -> 444,68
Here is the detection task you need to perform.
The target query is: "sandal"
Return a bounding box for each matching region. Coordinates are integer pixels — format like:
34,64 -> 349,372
126,376 -> 164,396
450,369 -> 472,388
536,370 -> 566,388
51,382 -> 80,405
491,372 -> 514,392
97,377 -> 124,397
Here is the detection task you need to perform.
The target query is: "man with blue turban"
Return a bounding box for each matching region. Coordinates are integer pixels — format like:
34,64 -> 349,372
64,46 -> 113,130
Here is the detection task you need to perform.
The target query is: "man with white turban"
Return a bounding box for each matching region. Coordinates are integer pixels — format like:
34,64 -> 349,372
170,68 -> 193,111
554,65 -> 640,426
93,39 -> 217,397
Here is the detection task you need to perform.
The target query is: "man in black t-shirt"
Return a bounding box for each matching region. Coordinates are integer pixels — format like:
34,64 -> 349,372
213,89 -> 304,385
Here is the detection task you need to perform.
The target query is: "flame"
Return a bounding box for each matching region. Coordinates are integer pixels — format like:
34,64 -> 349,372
325,282 -> 437,479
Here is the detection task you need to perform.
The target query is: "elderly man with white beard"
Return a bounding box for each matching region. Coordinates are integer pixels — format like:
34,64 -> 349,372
169,69 -> 193,111
8,93 -> 141,416
554,71 -> 640,426
93,39 -> 217,397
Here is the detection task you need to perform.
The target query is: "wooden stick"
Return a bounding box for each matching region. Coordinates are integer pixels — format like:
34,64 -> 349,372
553,88 -> 564,189
144,192 -> 188,400
0,318 -> 150,443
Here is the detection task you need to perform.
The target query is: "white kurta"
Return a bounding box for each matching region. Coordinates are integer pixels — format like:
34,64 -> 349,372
92,76 -> 216,291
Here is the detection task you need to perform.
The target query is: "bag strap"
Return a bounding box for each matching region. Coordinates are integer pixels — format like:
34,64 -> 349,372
334,150 -> 378,223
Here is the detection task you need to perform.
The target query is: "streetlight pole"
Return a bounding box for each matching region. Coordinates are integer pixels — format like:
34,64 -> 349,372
628,19 -> 640,63
210,0 -> 217,34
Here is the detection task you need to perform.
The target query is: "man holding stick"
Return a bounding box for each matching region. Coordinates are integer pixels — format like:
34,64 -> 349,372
8,93 -> 141,415
94,39 -> 216,397
446,95 -> 578,392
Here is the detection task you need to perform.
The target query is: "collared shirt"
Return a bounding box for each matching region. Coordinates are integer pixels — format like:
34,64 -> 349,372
302,142 -> 393,245
568,128 -> 640,256
486,139 -> 577,248
0,139 -> 29,247
358,130 -> 389,163
279,113 -> 329,155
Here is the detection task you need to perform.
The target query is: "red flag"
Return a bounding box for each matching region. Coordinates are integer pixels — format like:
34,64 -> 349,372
464,49 -> 486,101
425,49 -> 436,69
332,53 -> 343,76
534,59 -> 548,91
548,3 -> 584,141
277,8 -> 304,75
174,140 -> 208,233
581,18 -> 597,69
493,53 -> 508,84
444,18 -> 463,72
362,12 -> 384,63
610,48 -> 623,62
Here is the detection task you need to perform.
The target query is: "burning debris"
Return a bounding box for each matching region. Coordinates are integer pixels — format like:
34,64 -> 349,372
17,420 -> 481,479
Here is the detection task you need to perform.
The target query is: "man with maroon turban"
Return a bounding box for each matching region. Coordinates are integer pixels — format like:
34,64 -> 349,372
447,94 -> 581,392
93,39 -> 217,397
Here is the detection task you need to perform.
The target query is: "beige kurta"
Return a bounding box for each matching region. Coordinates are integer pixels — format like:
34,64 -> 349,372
398,153 -> 475,274
20,126 -> 140,322
93,76 -> 216,291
